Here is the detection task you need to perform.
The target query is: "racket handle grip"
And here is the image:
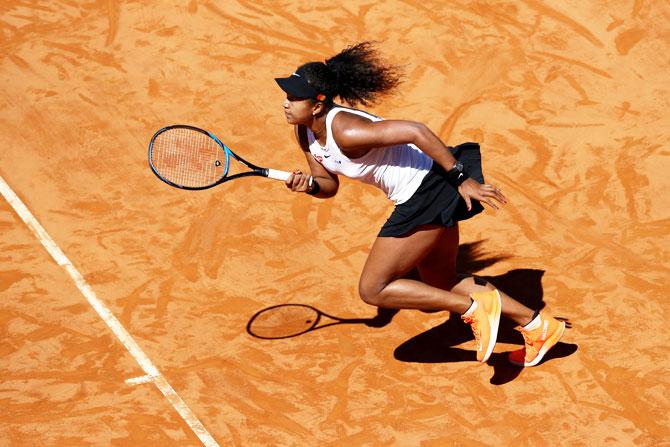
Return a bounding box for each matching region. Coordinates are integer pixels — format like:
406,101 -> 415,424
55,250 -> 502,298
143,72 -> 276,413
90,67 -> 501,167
266,169 -> 292,181
265,169 -> 313,188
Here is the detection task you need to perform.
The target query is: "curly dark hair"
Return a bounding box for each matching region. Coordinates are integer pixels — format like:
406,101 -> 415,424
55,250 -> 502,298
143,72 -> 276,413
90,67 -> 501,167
298,42 -> 403,106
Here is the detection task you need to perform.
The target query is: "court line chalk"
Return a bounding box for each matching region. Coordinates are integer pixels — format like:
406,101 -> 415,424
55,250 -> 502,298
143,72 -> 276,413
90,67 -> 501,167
126,374 -> 159,385
0,175 -> 220,447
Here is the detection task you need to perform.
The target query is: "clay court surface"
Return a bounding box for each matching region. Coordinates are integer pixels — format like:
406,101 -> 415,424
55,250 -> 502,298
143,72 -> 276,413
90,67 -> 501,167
1,0 -> 669,445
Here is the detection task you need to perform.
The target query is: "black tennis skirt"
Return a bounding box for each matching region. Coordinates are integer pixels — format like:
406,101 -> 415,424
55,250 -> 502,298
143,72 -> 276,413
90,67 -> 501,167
378,142 -> 485,237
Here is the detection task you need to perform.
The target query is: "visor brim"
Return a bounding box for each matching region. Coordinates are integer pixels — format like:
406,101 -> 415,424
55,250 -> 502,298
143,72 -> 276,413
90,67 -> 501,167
275,76 -> 317,99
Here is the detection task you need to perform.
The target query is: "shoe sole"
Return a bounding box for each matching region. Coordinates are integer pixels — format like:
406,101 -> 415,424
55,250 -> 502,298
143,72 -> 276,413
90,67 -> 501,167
510,320 -> 566,367
479,290 -> 501,363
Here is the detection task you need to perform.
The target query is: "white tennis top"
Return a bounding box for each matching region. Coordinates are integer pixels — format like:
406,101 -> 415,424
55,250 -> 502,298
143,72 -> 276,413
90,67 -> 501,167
306,106 -> 432,204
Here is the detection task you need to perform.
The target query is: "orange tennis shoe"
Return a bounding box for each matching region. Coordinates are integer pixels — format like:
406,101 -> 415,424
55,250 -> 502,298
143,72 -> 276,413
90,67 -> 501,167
508,313 -> 566,367
461,289 -> 501,363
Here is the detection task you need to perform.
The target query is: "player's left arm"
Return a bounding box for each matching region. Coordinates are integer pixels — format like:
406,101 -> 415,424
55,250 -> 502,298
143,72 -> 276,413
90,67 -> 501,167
332,113 -> 507,209
332,113 -> 458,170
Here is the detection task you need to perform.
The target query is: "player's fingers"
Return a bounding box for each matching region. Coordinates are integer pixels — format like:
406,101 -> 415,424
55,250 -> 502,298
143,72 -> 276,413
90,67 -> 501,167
496,189 -> 508,203
481,185 -> 507,205
484,189 -> 502,200
290,170 -> 305,191
293,172 -> 314,192
487,184 -> 507,203
304,176 -> 314,192
463,195 -> 472,211
490,190 -> 506,204
296,179 -> 308,191
298,172 -> 310,188
482,197 -> 499,210
479,189 -> 501,208
285,172 -> 296,188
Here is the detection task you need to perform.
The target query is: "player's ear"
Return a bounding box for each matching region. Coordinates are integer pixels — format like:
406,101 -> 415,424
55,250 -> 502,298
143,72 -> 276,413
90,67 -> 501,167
312,101 -> 325,116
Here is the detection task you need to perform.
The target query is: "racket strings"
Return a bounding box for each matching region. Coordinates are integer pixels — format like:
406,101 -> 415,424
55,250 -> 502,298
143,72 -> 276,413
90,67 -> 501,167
151,128 -> 226,188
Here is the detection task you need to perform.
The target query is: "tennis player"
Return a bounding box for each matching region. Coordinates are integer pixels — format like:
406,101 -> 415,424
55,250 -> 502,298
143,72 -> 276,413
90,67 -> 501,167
275,42 -> 565,366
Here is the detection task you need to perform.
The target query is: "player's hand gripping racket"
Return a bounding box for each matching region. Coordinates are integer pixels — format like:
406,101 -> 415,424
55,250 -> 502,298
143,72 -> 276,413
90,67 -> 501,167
148,124 -> 303,190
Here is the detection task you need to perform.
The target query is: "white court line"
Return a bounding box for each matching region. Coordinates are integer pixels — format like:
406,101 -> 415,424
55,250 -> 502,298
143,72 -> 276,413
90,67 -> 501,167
126,374 -> 159,385
0,175 -> 220,447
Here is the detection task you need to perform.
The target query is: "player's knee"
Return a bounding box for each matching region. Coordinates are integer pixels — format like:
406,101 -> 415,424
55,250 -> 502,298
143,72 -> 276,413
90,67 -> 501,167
358,279 -> 384,306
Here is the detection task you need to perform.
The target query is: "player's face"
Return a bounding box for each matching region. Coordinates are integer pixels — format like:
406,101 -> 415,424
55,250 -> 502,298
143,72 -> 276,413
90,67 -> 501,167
283,95 -> 315,125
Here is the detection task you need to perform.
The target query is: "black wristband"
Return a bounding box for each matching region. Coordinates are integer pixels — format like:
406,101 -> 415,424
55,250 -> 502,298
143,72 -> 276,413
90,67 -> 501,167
306,179 -> 320,195
446,167 -> 469,187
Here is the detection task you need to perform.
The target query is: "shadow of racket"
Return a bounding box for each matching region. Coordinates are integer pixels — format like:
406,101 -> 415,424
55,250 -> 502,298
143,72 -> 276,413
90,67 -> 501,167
246,304 -> 399,339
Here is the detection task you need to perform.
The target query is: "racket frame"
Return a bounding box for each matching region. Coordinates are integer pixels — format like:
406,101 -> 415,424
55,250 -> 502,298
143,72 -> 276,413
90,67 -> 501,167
148,124 -> 291,190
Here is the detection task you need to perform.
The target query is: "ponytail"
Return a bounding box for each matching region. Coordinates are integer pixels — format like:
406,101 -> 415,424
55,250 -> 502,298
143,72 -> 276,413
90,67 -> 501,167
325,41 -> 402,106
298,42 -> 402,106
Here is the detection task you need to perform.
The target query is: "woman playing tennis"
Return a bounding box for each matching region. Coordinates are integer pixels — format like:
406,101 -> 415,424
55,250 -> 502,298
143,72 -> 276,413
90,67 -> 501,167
275,42 -> 564,367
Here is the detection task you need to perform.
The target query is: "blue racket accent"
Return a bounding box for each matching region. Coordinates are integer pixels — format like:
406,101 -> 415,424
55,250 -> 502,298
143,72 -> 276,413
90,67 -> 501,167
148,124 -> 292,190
206,130 -> 233,178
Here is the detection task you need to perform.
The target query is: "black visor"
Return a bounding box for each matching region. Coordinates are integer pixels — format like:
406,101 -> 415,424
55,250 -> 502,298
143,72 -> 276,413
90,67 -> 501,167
275,67 -> 326,101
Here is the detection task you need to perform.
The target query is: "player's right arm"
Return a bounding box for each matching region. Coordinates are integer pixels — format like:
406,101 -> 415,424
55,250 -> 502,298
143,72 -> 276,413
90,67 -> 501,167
285,125 -> 339,198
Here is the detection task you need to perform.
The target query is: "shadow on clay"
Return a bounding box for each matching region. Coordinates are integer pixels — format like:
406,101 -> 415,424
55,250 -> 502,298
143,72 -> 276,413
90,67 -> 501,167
393,241 -> 579,384
247,240 -> 578,384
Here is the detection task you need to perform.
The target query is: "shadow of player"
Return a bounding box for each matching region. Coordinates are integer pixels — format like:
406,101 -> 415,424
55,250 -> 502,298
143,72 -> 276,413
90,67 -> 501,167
393,242 -> 578,384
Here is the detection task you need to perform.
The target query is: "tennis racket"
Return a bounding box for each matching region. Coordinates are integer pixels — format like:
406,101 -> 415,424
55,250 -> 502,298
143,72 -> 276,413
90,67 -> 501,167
148,124 -> 301,190
246,304 -> 398,339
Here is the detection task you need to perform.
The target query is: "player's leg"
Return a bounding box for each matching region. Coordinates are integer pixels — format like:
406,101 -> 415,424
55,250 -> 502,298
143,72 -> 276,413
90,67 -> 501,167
358,224 -> 499,362
418,227 -> 565,367
414,223 -> 460,294
358,224 -> 470,312
447,263 -> 565,366
410,224 -> 534,324
414,227 -> 565,366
